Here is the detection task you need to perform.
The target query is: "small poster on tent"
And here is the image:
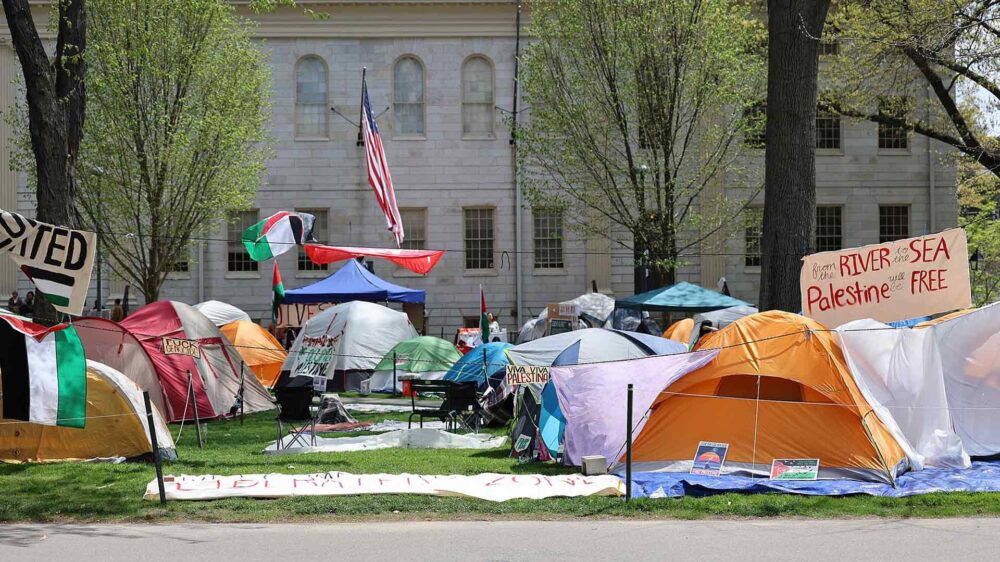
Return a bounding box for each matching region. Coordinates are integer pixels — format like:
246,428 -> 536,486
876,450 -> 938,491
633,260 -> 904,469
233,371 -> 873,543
800,228 -> 971,327
770,459 -> 820,481
690,441 -> 728,476
162,337 -> 200,358
312,376 -> 328,393
505,365 -> 550,386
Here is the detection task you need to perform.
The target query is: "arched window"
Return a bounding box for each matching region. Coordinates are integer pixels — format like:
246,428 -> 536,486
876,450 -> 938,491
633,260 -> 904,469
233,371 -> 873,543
462,56 -> 494,136
295,56 -> 328,138
393,56 -> 425,135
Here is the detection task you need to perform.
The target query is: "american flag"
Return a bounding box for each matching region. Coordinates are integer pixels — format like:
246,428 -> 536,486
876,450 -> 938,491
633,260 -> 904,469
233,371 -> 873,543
361,80 -> 404,247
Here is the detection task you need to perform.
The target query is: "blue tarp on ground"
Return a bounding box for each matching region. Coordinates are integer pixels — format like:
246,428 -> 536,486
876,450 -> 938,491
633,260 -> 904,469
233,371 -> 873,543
621,462 -> 1000,498
283,258 -> 425,304
616,282 -> 751,313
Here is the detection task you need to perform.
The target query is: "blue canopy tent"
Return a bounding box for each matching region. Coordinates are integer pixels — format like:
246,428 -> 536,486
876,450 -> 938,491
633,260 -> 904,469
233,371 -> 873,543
615,281 -> 751,313
283,258 -> 425,304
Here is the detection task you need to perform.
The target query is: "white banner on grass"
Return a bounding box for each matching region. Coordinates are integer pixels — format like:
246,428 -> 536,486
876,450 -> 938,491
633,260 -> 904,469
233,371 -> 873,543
144,472 -> 623,502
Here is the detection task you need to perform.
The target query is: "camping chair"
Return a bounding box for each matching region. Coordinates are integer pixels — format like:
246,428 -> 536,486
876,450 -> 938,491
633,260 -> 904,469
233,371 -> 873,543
444,381 -> 482,433
274,382 -> 317,451
408,380 -> 457,430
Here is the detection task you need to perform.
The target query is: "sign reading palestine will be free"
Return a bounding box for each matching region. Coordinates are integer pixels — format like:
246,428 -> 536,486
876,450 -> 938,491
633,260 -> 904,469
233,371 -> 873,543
800,228 -> 972,327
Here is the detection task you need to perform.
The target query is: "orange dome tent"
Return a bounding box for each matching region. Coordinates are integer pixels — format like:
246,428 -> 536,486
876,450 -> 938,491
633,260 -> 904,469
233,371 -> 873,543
662,318 -> 694,347
630,311 -> 908,483
221,320 -> 287,388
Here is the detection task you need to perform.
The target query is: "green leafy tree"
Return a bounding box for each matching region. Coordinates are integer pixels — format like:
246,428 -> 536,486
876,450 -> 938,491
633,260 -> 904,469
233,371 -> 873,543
74,0 -> 273,302
825,0 -> 1000,178
517,0 -> 766,288
959,144 -> 1000,305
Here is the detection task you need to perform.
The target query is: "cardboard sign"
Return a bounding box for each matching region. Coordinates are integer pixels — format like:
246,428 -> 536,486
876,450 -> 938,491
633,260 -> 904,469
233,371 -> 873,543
769,459 -> 820,481
690,441 -> 729,476
801,228 -> 971,327
162,337 -> 200,358
144,471 -> 624,502
505,365 -> 551,386
547,303 -> 580,320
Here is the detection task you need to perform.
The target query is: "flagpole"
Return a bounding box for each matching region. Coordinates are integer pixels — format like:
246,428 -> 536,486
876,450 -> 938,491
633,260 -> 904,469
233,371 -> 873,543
357,67 -> 367,147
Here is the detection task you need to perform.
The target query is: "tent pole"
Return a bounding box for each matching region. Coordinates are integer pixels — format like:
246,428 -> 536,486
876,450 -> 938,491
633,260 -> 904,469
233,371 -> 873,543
143,391 -> 167,505
483,346 -> 489,390
625,383 -> 633,503
393,351 -> 398,396
239,363 -> 246,426
189,370 -> 204,449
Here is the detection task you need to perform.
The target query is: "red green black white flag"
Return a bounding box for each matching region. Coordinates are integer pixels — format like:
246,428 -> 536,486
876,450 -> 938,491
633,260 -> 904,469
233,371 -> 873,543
0,315 -> 87,428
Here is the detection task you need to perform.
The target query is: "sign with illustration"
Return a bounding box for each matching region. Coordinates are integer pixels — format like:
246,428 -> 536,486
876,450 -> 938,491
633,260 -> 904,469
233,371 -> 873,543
800,228 -> 971,327
690,441 -> 729,476
769,459 -> 820,481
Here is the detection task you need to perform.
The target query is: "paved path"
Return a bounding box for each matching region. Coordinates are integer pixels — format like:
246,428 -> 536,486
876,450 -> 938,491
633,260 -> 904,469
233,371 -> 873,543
1,519 -> 996,561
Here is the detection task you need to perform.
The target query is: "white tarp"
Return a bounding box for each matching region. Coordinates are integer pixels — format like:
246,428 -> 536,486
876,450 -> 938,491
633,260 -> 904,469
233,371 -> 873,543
517,293 -> 615,343
263,428 -> 506,455
283,301 -> 418,377
145,472 -> 623,502
837,303 -> 1000,465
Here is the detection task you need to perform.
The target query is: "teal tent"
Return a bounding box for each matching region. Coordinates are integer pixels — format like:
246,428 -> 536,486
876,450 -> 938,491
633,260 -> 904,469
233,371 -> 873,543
615,281 -> 751,313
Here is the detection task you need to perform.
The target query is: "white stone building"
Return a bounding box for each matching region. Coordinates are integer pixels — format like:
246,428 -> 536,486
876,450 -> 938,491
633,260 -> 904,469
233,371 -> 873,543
0,1 -> 956,334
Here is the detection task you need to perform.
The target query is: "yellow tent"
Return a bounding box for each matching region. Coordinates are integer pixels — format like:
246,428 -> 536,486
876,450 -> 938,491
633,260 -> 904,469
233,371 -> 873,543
0,361 -> 175,462
221,320 -> 287,388
631,311 -> 908,483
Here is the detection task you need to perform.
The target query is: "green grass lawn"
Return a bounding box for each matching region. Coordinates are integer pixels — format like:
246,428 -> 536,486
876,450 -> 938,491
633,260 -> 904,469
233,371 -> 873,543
2,410 -> 1000,522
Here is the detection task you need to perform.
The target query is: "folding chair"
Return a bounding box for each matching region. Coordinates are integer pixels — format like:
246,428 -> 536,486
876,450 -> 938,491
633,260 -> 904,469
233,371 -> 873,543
444,381 -> 482,433
408,380 -> 454,429
274,383 -> 317,450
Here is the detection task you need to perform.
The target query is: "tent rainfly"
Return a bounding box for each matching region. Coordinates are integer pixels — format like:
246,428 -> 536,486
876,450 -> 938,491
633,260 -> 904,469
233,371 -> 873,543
616,281 -> 751,313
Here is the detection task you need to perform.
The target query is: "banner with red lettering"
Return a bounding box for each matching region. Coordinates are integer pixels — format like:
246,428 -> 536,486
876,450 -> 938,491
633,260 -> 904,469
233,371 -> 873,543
801,228 -> 971,327
144,472 -> 623,502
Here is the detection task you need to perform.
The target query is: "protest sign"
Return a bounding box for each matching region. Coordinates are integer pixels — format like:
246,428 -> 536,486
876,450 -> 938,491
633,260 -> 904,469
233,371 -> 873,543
690,441 -> 729,476
144,471 -> 623,502
0,210 -> 96,315
506,365 -> 550,386
769,459 -> 820,481
800,228 -> 971,327
162,337 -> 200,358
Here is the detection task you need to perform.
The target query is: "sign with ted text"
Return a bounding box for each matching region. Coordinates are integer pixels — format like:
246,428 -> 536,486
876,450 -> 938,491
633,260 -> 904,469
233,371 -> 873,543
505,365 -> 551,386
162,337 -> 200,358
800,229 -> 971,327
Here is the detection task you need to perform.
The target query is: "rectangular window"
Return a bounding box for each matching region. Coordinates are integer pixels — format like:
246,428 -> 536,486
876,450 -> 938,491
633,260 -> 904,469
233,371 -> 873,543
744,103 -> 766,148
533,209 -> 564,269
744,207 -> 763,267
228,210 -> 259,273
399,208 -> 427,250
296,209 -> 328,272
464,208 -> 495,270
878,96 -> 910,150
816,110 -> 841,150
168,259 -> 190,274
463,317 -> 480,329
879,205 -> 910,243
815,206 -> 843,252
819,40 -> 839,56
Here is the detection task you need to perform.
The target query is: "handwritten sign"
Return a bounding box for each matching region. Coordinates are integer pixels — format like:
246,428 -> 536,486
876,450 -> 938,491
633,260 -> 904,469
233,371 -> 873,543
505,365 -> 551,386
800,228 -> 971,327
162,337 -> 200,358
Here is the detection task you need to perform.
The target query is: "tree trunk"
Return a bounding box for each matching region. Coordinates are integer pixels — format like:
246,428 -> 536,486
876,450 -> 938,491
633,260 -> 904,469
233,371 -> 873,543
2,0 -> 86,323
759,0 -> 830,311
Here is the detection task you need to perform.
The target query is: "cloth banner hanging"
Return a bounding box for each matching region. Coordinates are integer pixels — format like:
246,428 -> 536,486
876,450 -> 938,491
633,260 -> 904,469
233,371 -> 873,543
0,210 -> 95,314
145,472 -> 623,502
800,228 -> 971,327
304,244 -> 444,275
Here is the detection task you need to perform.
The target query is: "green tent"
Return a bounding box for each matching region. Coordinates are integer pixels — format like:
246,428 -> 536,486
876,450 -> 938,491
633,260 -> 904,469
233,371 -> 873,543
369,336 -> 462,392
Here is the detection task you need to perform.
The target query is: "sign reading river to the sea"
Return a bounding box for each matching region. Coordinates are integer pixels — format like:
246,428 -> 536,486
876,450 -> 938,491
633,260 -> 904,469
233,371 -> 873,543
800,228 -> 971,327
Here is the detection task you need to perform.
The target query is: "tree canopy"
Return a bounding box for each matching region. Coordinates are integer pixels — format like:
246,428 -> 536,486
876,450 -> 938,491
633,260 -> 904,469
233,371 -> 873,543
517,0 -> 766,285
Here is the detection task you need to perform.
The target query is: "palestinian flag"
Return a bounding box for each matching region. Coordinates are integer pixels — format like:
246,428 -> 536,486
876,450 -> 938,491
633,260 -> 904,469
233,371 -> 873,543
0,316 -> 87,428
479,285 -> 489,343
242,211 -> 316,261
272,261 -> 285,324
20,265 -> 72,308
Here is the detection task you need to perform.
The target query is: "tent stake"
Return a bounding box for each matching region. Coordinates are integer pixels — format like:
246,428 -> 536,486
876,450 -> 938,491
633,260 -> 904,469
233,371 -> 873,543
625,383 -> 633,503
143,391 -> 167,505
189,370 -> 204,448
